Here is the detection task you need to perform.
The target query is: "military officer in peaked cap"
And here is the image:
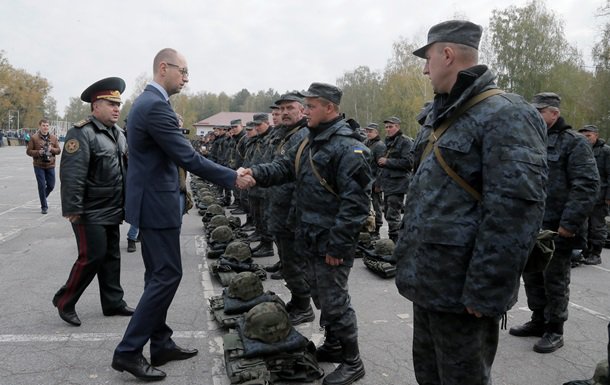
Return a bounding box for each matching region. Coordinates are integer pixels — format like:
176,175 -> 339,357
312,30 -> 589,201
53,77 -> 134,327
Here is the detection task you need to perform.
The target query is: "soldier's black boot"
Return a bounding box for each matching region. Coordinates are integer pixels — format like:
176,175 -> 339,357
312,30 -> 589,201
323,338 -> 365,385
534,322 -> 564,353
252,241 -> 274,258
584,246 -> 602,265
316,332 -> 343,363
264,261 -> 282,273
509,311 -> 545,337
288,295 -> 315,325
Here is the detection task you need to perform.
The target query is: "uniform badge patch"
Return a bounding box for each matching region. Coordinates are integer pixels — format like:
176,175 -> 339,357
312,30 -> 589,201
65,139 -> 80,154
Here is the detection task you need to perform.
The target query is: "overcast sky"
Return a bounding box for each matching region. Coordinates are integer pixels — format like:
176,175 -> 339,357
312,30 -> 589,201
0,0 -> 606,114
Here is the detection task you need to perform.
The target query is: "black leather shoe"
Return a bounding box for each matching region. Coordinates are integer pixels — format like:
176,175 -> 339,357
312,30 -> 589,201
289,305 -> 315,325
112,354 -> 166,381
533,332 -> 564,353
41,208 -> 48,214
104,305 -> 135,316
127,239 -> 137,253
151,346 -> 198,367
509,321 -> 544,337
265,261 -> 282,273
583,255 -> 601,265
270,270 -> 283,280
58,308 -> 81,326
323,356 -> 366,385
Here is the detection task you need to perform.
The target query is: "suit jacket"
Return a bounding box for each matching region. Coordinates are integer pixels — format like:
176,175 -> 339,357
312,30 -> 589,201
126,85 -> 236,229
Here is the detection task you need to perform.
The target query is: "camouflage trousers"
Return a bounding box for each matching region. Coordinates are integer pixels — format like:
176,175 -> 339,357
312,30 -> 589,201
308,255 -> 358,344
274,234 -> 310,299
371,189 -> 383,230
383,193 -> 404,239
586,203 -> 609,255
249,197 -> 272,243
412,304 -> 499,385
523,236 -> 574,324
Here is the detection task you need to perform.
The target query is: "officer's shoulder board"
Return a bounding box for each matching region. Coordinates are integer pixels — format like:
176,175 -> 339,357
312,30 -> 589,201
74,118 -> 91,129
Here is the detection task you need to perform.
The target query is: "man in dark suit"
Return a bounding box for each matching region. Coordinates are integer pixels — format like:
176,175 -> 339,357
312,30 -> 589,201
112,48 -> 254,381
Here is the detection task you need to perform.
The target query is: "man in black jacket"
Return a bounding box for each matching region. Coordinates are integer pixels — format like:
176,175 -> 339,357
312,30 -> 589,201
52,77 -> 134,327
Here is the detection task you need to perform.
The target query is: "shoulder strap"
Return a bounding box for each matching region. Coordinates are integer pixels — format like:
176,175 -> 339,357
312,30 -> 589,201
433,145 -> 481,201
419,89 -> 504,165
425,89 -> 505,201
308,148 -> 340,199
294,137 -> 309,175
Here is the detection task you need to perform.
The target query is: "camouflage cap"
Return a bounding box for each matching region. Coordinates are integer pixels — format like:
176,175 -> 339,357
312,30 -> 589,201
413,20 -> 483,58
243,302 -> 291,343
364,123 -> 379,131
223,240 -> 251,262
297,82 -> 342,105
269,104 -> 280,110
209,214 -> 230,229
579,124 -> 598,133
383,116 -> 401,124
228,271 -> 263,301
531,92 -> 561,109
274,92 -> 303,105
375,238 -> 396,256
211,225 -> 233,243
252,113 -> 269,125
245,121 -> 255,130
230,119 -> 242,127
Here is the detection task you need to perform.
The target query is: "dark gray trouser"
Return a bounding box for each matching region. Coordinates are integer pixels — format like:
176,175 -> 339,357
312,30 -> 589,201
308,255 -> 358,344
383,193 -> 404,238
53,224 -> 126,312
523,236 -> 573,324
412,304 -> 499,385
587,203 -> 608,255
275,234 -> 310,299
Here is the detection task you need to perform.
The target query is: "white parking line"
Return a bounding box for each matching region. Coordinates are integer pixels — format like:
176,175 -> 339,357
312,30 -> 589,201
0,331 -> 207,343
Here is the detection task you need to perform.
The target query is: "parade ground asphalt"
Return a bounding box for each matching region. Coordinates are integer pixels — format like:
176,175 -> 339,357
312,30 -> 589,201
0,144 -> 609,385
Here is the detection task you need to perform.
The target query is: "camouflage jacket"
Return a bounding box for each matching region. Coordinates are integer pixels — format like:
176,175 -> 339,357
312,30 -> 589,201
230,130 -> 248,169
251,117 -> 372,261
364,136 -> 386,187
248,128 -> 274,198
543,118 -> 599,230
394,65 -> 549,317
265,118 -> 309,235
592,139 -> 610,203
377,133 -> 413,194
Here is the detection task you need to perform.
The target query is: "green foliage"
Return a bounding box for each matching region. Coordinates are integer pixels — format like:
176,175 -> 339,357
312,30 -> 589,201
488,0 -> 578,100
0,51 -> 52,129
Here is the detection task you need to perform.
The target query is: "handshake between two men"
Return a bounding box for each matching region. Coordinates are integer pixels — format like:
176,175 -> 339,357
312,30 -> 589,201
234,167 -> 256,189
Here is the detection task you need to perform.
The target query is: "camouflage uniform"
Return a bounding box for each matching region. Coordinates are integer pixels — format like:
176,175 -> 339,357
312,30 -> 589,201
394,65 -> 548,384
377,132 -> 413,241
248,127 -> 274,246
523,117 -> 599,331
265,118 -> 311,310
583,137 -> 610,261
215,131 -> 233,205
229,129 -> 247,208
251,116 -> 372,364
364,135 -> 387,233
